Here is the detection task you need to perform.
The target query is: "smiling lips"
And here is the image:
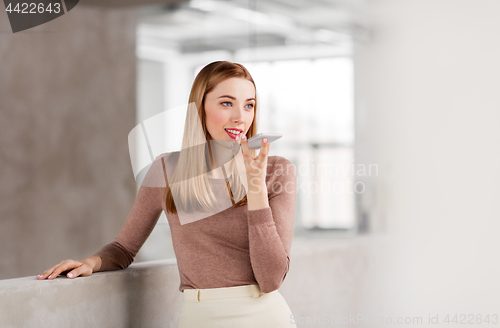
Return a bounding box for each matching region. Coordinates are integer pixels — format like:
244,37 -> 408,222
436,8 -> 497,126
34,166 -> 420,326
225,128 -> 242,139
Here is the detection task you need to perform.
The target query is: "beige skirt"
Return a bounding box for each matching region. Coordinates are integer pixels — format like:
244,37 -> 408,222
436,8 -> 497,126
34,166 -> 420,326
177,284 -> 297,328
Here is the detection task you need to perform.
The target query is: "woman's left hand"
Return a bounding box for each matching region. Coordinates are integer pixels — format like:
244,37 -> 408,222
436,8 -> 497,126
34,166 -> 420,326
237,134 -> 270,193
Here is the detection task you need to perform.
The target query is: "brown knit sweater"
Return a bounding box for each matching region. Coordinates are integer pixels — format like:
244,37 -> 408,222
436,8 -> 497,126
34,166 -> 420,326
93,152 -> 297,294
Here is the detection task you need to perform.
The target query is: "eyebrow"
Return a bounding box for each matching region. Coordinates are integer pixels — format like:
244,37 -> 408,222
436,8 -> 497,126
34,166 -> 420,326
218,95 -> 255,101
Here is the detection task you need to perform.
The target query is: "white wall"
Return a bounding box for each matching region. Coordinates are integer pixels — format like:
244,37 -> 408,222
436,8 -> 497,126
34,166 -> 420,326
354,0 -> 500,325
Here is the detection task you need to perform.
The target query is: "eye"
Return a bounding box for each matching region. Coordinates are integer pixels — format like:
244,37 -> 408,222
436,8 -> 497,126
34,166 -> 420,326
245,103 -> 254,110
221,102 -> 231,107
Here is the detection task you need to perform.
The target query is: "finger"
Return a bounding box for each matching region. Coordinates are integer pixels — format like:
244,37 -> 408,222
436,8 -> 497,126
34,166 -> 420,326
239,134 -> 251,161
37,262 -> 63,280
232,135 -> 242,155
67,266 -> 83,279
38,269 -> 58,280
262,137 -> 270,155
257,137 -> 270,162
70,261 -> 93,279
47,261 -> 78,280
235,133 -> 242,146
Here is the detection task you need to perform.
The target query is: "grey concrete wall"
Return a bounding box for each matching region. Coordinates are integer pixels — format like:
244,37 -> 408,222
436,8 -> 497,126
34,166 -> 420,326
0,238 -> 368,328
0,6 -> 138,280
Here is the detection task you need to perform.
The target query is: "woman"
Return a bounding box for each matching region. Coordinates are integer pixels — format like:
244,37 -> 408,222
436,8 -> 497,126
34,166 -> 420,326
36,61 -> 298,328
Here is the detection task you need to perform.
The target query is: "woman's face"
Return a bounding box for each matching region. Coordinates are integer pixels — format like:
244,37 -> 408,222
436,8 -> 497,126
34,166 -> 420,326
204,77 -> 256,143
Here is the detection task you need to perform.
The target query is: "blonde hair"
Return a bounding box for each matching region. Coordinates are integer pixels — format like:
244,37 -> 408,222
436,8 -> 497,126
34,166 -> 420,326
165,61 -> 258,214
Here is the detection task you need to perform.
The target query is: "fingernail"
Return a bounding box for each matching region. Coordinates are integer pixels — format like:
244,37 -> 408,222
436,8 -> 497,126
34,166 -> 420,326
235,135 -> 240,140
242,134 -> 246,140
68,273 -> 73,278
48,275 -> 52,278
263,138 -> 268,143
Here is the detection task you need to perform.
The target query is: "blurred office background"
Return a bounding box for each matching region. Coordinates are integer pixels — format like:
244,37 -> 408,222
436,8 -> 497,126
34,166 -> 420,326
1,0 -> 500,326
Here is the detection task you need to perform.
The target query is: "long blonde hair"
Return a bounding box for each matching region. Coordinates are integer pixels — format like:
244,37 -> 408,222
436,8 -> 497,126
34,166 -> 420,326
165,61 -> 258,214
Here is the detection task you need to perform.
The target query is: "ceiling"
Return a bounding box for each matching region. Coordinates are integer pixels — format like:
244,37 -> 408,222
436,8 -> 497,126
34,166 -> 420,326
136,0 -> 371,55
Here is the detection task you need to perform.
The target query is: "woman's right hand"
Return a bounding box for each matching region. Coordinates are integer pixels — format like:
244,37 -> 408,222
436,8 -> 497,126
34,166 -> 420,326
36,259 -> 94,280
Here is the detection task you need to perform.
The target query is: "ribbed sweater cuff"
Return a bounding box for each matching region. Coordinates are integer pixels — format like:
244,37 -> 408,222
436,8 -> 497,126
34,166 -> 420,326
247,206 -> 273,225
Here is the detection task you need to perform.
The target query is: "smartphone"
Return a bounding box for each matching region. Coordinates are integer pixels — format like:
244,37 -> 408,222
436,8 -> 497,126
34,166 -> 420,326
246,133 -> 283,150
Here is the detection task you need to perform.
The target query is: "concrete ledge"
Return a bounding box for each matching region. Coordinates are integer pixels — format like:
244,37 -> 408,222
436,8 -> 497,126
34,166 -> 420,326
0,259 -> 183,328
1,237 -> 369,328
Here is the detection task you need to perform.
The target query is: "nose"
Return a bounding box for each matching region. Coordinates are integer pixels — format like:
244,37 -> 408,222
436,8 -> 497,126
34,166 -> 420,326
231,105 -> 246,123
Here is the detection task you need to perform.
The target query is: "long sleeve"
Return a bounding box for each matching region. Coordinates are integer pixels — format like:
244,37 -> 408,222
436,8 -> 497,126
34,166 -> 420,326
247,156 -> 297,293
93,158 -> 165,272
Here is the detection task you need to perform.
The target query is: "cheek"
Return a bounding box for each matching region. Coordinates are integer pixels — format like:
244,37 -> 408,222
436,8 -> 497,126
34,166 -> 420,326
246,111 -> 255,128
206,110 -> 228,132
